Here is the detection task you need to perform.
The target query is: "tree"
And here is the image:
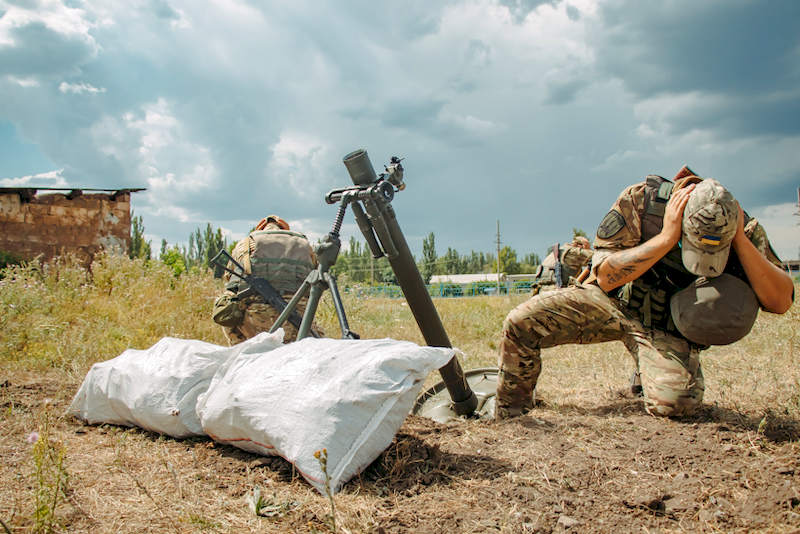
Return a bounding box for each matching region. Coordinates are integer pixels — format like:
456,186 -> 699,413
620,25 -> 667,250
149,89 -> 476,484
160,246 -> 186,277
520,252 -> 541,273
421,232 -> 437,283
572,227 -> 588,239
522,252 -> 541,266
186,223 -> 227,277
129,212 -> 152,260
497,246 -> 520,274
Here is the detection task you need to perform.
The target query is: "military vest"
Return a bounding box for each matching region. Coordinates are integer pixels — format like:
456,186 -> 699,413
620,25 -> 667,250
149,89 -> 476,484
248,230 -> 315,294
618,175 -> 758,337
619,175 -> 696,332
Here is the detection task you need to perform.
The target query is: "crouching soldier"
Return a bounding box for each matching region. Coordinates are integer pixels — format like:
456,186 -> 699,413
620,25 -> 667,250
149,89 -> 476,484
212,215 -> 322,344
496,167 -> 794,419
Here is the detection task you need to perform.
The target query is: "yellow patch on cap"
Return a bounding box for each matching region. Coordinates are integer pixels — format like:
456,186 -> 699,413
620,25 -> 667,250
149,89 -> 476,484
700,235 -> 722,246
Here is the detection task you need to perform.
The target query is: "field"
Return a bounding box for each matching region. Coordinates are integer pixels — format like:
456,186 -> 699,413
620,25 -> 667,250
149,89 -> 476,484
1,254 -> 799,533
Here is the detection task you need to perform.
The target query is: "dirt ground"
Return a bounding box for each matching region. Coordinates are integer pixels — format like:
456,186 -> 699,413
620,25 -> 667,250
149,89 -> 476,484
2,369 -> 799,534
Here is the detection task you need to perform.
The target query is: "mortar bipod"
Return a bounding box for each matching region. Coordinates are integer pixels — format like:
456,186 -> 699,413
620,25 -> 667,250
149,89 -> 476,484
267,193 -> 361,341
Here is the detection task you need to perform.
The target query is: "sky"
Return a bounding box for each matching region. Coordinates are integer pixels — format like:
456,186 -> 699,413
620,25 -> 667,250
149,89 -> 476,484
1,0 -> 798,261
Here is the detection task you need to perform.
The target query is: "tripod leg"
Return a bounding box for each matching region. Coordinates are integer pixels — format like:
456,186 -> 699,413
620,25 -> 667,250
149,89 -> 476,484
323,272 -> 359,339
298,282 -> 323,340
269,281 -> 310,334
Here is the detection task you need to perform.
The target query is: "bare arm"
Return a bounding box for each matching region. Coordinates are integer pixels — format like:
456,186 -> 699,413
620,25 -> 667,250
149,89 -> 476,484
732,203 -> 794,313
596,184 -> 695,292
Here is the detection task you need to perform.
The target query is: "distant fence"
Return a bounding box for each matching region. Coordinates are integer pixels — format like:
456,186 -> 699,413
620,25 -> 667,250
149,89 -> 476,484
784,260 -> 800,278
345,280 -> 534,299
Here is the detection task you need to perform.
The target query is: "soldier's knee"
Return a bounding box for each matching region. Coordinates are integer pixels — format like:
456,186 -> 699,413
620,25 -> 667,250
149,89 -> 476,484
643,387 -> 703,417
502,306 -> 542,344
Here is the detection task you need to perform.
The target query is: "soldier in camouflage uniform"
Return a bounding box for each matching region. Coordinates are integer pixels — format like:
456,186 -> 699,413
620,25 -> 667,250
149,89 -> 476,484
496,167 -> 794,419
212,215 -> 321,344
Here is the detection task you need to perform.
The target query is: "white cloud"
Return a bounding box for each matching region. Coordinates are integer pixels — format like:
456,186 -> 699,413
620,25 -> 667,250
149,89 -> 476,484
139,202 -> 196,224
0,169 -> 67,187
749,202 -> 800,261
90,98 -> 218,195
59,81 -> 106,94
0,0 -> 93,45
440,111 -> 502,135
0,0 -> 797,262
5,75 -> 39,87
268,133 -> 330,197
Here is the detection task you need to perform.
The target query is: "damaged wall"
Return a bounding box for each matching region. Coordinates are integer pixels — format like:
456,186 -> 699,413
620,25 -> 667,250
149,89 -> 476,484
0,189 -> 139,264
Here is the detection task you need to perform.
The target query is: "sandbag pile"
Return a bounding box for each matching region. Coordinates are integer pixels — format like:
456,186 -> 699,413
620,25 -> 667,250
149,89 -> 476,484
68,331 -> 455,494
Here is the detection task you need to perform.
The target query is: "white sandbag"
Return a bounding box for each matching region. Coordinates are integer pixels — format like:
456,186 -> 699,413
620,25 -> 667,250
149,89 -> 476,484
196,337 -> 455,494
68,331 -> 285,437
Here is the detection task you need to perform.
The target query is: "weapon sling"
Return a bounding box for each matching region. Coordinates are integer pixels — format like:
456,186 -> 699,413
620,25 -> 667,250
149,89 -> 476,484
209,249 -> 320,337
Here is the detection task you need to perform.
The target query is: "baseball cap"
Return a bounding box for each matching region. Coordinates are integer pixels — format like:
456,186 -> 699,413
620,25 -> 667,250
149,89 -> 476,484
681,179 -> 738,277
670,274 -> 758,345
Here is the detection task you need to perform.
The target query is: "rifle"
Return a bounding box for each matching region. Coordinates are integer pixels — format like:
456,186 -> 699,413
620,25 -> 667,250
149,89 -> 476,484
209,249 -> 320,337
553,242 -> 563,288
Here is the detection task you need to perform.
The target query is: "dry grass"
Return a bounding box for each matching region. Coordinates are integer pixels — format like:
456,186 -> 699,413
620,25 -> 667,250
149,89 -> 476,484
1,255 -> 798,533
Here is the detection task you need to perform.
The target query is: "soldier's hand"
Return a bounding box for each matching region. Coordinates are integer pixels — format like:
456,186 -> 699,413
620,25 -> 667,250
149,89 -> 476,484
661,183 -> 696,245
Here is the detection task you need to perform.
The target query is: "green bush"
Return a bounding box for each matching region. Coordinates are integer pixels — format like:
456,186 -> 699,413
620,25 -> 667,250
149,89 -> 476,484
0,249 -> 23,271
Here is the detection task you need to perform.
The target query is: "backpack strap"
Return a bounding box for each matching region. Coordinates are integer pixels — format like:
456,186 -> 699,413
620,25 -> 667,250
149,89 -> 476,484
641,175 -> 674,242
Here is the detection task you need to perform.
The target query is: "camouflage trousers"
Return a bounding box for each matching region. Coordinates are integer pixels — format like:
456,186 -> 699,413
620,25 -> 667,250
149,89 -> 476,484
222,294 -> 322,345
496,282 -> 704,419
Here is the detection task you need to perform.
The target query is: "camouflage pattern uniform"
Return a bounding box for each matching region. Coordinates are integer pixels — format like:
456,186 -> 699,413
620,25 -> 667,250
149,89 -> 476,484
496,175 -> 784,419
218,224 -> 320,345
530,240 -> 593,295
560,242 -> 593,283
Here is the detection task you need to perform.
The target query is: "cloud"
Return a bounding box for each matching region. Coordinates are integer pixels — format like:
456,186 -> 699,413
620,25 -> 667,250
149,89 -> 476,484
0,1 -> 98,78
0,0 -> 797,263
590,0 -> 800,139
58,81 -> 105,94
0,168 -> 67,187
748,202 -> 800,261
267,132 -> 330,199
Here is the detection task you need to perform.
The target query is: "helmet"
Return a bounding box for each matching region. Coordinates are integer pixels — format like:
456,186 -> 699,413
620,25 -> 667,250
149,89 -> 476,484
256,215 -> 290,231
670,273 -> 758,345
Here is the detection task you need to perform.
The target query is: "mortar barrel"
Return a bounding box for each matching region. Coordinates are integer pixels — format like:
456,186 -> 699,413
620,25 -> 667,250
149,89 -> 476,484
370,198 -> 478,416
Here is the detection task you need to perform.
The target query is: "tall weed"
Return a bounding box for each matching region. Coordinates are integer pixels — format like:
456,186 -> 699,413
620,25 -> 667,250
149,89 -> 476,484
30,402 -> 69,534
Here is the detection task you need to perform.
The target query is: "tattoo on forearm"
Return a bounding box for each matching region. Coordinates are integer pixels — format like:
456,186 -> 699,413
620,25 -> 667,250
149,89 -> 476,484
606,265 -> 637,284
604,243 -> 660,284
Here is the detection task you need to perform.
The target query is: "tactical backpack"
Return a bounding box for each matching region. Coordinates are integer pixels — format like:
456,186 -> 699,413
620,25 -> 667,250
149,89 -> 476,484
248,230 -> 315,294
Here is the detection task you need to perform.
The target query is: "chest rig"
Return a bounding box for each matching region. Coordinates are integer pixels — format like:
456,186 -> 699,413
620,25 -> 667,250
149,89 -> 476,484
619,175 -> 697,331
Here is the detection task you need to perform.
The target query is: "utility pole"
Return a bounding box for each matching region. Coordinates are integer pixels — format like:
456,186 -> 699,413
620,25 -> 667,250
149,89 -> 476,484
496,219 -> 501,294
795,187 -> 799,261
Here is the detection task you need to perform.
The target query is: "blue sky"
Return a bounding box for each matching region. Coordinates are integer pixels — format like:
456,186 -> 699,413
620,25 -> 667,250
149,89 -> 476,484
1,0 -> 798,261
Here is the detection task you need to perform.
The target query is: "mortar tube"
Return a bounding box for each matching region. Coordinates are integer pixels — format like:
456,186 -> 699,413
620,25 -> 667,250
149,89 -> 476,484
366,198 -> 478,416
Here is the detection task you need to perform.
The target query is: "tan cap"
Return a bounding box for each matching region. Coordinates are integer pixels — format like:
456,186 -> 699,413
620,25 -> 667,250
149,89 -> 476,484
681,179 -> 738,277
670,274 -> 758,345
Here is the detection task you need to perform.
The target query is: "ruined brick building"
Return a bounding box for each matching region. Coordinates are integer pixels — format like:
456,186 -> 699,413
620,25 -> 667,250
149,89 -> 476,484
0,187 -> 145,265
